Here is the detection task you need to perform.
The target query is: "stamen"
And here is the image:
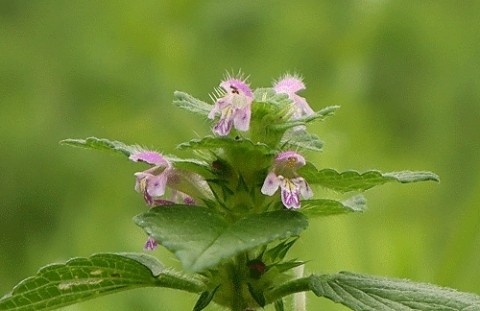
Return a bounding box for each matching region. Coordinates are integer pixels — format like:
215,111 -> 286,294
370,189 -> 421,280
140,178 -> 148,193
286,156 -> 297,168
230,85 -> 239,94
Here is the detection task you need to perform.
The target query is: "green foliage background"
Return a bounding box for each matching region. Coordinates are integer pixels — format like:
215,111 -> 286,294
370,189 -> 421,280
1,1 -> 479,310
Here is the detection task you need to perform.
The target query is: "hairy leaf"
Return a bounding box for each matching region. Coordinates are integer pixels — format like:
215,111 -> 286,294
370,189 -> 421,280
0,253 -> 204,311
299,163 -> 440,193
164,156 -> 214,179
310,272 -> 480,311
177,136 -> 273,155
301,195 -> 366,218
281,130 -> 324,152
266,272 -> 480,310
134,206 -> 308,272
173,91 -> 212,116
269,106 -> 340,131
59,137 -> 138,157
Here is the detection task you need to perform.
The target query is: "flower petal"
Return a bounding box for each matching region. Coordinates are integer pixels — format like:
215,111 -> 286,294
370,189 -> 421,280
280,178 -> 301,209
274,75 -> 306,94
261,171 -> 281,196
220,78 -> 253,97
213,117 -> 234,136
146,173 -> 169,198
292,177 -> 313,199
292,94 -> 314,117
274,75 -> 314,118
233,104 -> 251,131
275,151 -> 306,169
129,151 -> 168,166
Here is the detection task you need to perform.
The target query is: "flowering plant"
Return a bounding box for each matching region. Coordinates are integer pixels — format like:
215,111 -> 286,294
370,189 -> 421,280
1,73 -> 479,311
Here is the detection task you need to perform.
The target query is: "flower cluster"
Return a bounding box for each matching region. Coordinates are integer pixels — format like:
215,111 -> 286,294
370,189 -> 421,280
130,73 -> 316,250
51,71 -> 443,311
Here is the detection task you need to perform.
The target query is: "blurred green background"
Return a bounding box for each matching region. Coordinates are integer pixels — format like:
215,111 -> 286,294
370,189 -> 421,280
1,1 -> 479,310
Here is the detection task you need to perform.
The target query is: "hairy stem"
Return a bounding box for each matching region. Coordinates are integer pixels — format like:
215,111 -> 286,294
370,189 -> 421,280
292,265 -> 306,311
230,253 -> 248,311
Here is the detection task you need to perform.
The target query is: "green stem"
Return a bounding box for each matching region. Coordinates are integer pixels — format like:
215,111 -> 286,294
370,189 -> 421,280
264,276 -> 312,305
292,265 -> 306,311
230,253 -> 248,311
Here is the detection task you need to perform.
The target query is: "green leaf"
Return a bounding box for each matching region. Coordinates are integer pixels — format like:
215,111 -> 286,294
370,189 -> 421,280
247,283 -> 266,307
134,206 -> 308,272
253,88 -> 293,107
274,299 -> 285,311
309,272 -> 480,311
273,261 -> 306,274
301,195 -> 366,218
165,156 -> 214,180
382,171 -> 441,183
177,136 -> 273,155
299,163 -> 440,193
193,285 -> 220,311
269,105 -> 340,131
173,91 -> 212,116
264,239 -> 298,263
59,137 -> 138,157
281,130 -> 324,152
60,137 -> 214,180
0,253 -> 204,311
266,272 -> 480,310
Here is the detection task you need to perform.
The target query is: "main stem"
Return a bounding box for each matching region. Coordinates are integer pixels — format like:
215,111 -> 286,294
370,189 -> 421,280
292,265 -> 306,311
230,253 -> 248,311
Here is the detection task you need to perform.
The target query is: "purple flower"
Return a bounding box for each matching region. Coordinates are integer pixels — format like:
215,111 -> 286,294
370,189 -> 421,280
129,150 -> 203,207
129,151 -> 173,207
208,77 -> 253,136
274,75 -> 314,119
261,151 -> 313,209
144,236 -> 158,251
171,190 -> 196,205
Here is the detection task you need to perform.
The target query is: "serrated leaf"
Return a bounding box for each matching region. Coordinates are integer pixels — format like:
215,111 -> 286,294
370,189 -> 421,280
173,91 -> 212,116
309,272 -> 480,311
165,156 -> 214,180
301,195 -> 366,218
299,163 -> 440,193
59,137 -> 138,157
177,136 -> 273,155
281,130 -> 324,152
0,253 -> 204,311
134,206 -> 308,272
269,106 -> 340,131
382,171 -> 441,183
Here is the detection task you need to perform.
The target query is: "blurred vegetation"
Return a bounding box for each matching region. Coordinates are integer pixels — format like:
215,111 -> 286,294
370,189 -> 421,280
1,1 -> 479,310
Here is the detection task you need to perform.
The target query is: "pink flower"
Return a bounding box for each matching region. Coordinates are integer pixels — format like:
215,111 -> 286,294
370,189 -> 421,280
261,151 -> 313,209
129,151 -> 199,207
129,151 -> 173,207
208,77 -> 253,136
144,236 -> 158,251
130,151 -> 197,251
274,75 -> 314,119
